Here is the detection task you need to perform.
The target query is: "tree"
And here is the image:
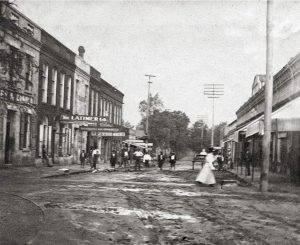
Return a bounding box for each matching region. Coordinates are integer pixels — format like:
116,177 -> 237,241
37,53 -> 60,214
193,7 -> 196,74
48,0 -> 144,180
139,93 -> 164,119
189,120 -> 210,153
0,0 -> 38,89
123,121 -> 134,129
148,110 -> 190,156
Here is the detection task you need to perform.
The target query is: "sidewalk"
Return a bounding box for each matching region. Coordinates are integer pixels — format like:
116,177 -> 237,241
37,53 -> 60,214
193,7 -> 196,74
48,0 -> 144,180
0,162 -> 115,179
229,167 -> 300,195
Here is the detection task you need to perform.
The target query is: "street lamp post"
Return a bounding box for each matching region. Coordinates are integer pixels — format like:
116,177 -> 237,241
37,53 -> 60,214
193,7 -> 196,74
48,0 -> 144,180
145,74 -> 155,145
204,84 -> 224,147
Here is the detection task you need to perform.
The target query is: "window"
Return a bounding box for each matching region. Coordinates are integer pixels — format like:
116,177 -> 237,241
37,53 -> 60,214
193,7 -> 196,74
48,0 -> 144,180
85,84 -> 88,114
25,24 -> 34,36
119,107 -> 122,125
66,76 -> 71,110
95,92 -> 98,116
20,113 -> 31,149
25,54 -> 33,92
90,90 -> 94,116
99,97 -> 103,116
75,79 -> 79,113
109,102 -> 113,122
41,64 -> 48,103
51,68 -> 57,105
59,73 -> 65,108
10,13 -> 19,26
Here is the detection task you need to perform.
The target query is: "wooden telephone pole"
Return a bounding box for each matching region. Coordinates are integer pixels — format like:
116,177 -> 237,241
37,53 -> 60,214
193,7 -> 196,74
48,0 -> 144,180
145,74 -> 155,145
204,84 -> 224,147
260,0 -> 274,192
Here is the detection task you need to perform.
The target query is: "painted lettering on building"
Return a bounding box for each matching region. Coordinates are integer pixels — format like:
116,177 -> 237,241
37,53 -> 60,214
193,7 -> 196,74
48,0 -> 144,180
0,88 -> 34,105
61,115 -> 108,122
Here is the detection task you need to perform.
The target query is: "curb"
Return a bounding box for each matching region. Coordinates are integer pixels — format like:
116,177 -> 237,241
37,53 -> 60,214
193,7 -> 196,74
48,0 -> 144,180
41,169 -> 93,178
227,170 -> 252,187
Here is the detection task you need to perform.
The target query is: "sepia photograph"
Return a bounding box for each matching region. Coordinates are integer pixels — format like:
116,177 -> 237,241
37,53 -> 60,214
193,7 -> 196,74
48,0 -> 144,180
0,0 -> 300,244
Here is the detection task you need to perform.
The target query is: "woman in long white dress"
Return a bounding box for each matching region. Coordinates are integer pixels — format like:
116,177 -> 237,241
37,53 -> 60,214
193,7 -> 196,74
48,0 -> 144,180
196,147 -> 216,185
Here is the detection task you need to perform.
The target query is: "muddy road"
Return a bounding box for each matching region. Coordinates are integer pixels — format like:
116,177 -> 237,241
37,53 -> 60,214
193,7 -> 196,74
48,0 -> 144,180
1,161 -> 300,245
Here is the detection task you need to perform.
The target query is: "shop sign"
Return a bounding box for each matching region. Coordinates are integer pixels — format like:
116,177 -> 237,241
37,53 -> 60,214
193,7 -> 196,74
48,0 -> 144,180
0,88 -> 34,105
61,115 -> 108,122
91,132 -> 125,137
80,126 -> 120,132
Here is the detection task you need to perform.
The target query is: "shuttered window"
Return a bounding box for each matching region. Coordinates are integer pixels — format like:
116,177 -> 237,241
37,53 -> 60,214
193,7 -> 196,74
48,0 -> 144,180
20,113 -> 31,149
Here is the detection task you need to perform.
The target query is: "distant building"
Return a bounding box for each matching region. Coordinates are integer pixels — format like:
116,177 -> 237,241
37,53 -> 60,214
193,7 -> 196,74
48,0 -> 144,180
87,66 -> 124,162
0,2 -> 41,166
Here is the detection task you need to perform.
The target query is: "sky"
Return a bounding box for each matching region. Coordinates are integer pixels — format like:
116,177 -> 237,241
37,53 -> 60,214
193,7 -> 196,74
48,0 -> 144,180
14,0 -> 300,126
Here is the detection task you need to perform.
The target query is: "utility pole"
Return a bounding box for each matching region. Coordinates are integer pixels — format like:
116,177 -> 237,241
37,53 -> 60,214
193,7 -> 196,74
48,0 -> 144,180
145,74 -> 155,145
204,83 -> 224,147
260,0 -> 274,192
197,115 -> 208,149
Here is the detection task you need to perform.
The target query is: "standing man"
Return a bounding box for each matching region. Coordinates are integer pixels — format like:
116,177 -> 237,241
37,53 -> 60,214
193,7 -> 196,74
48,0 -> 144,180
92,148 -> 101,170
157,151 -> 165,171
110,150 -> 117,169
121,148 -> 130,171
143,151 -> 151,168
80,150 -> 86,168
245,149 -> 252,176
133,148 -> 144,171
169,152 -> 177,170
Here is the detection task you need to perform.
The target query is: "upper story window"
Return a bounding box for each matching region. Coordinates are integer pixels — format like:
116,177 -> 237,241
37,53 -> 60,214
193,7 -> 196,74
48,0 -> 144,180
59,73 -> 65,108
50,68 -> 57,105
66,76 -> 71,110
24,23 -> 34,36
10,13 -> 19,26
41,64 -> 48,103
25,54 -> 33,92
90,89 -> 94,116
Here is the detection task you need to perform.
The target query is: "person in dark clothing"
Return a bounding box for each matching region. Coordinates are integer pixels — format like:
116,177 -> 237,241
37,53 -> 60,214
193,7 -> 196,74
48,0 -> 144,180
245,149 -> 251,176
157,151 -> 165,171
42,145 -> 51,167
169,152 -> 177,170
80,150 -> 86,168
110,150 -> 117,169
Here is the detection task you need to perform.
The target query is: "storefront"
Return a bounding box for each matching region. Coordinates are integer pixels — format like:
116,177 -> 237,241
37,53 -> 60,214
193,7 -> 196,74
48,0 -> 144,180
0,89 -> 37,166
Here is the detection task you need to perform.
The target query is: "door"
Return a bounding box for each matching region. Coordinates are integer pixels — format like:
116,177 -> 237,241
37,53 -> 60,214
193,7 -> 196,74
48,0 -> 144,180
4,121 -> 11,164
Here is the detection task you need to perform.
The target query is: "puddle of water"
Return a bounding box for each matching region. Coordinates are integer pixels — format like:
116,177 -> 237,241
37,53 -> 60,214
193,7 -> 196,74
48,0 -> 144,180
96,186 -> 161,194
45,203 -> 197,223
171,189 -> 240,197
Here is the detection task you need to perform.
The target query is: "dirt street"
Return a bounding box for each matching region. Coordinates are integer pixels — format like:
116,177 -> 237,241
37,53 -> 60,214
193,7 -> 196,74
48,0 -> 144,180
0,161 -> 300,245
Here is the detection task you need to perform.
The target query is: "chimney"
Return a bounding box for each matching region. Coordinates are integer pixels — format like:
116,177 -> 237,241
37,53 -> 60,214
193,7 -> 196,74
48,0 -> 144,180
78,46 -> 85,59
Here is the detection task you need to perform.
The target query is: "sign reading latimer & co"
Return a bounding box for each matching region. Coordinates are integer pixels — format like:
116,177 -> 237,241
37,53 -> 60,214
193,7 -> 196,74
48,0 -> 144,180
0,88 -> 34,105
61,115 -> 108,122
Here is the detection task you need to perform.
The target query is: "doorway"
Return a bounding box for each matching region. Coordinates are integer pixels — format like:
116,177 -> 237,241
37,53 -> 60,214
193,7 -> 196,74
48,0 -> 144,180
4,111 -> 14,164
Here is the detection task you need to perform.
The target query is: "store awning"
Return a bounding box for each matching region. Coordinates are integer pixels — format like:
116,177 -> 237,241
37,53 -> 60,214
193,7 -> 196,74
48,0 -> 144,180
272,118 -> 300,132
273,96 -> 300,119
246,120 -> 264,138
122,140 -> 153,149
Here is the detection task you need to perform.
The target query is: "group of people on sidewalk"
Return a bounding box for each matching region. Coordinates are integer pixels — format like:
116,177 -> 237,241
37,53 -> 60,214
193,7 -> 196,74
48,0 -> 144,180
78,146 -> 178,172
132,149 -> 177,171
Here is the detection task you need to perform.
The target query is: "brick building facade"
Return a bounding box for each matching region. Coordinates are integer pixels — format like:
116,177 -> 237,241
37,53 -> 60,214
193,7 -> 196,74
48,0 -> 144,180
0,2 -> 41,166
0,3 -> 125,167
